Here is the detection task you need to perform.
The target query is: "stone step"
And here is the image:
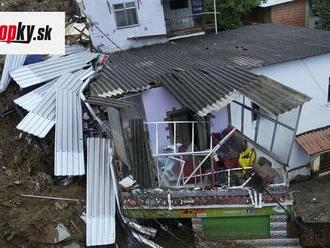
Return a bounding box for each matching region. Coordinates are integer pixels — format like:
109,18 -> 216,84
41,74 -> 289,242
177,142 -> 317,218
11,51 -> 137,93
270,222 -> 287,231
270,215 -> 288,223
270,230 -> 287,238
237,238 -> 300,247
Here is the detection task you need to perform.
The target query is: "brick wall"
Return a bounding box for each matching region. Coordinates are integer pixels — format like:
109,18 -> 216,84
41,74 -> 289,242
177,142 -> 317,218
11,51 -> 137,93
270,0 -> 306,27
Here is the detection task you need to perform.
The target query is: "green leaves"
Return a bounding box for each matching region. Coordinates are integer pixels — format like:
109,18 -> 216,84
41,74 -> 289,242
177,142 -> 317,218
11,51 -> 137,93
311,0 -> 330,30
205,0 -> 263,30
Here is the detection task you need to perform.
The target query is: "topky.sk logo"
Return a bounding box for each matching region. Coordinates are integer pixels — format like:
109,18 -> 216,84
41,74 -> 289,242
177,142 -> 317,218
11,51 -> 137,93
0,12 -> 65,54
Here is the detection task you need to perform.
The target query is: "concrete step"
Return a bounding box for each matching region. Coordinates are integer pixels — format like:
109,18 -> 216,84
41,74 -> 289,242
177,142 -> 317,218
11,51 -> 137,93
270,222 -> 287,231
270,215 -> 288,223
270,230 -> 287,239
237,238 -> 300,247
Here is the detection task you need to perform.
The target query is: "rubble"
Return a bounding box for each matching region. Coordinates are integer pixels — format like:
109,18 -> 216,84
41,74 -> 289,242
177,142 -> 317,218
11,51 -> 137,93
43,223 -> 71,244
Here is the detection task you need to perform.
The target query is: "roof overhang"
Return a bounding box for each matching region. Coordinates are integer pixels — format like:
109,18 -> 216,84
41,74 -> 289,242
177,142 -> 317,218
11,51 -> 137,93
260,0 -> 294,8
296,126 -> 330,156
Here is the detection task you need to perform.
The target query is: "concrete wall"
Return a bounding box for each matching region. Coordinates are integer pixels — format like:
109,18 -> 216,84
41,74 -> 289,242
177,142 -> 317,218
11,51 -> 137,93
211,107 -> 229,133
83,0 -> 168,52
141,87 -> 182,155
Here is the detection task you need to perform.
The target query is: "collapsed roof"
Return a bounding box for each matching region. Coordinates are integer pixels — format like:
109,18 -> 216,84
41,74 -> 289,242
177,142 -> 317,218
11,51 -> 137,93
91,24 -> 322,116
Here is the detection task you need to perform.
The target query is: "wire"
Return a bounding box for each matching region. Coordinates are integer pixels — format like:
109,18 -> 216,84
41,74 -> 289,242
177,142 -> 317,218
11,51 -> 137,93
126,192 -> 195,248
126,191 -> 217,248
263,187 -> 328,248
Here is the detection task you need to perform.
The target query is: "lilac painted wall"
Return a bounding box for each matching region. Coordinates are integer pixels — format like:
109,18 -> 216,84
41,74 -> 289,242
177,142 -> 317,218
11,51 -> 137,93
211,107 -> 229,133
142,87 -> 182,155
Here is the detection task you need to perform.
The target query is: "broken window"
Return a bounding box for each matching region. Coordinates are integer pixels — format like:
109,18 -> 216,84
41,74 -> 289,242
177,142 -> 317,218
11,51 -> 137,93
113,2 -> 138,28
170,0 -> 188,9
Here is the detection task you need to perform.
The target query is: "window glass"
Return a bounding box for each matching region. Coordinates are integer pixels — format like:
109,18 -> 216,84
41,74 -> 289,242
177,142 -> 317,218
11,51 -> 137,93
125,2 -> 135,8
114,2 -> 138,28
113,3 -> 124,9
116,11 -> 127,27
126,8 -> 138,26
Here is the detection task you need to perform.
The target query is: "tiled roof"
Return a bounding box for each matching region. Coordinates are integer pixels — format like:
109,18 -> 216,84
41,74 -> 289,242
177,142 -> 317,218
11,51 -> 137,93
296,126 -> 330,156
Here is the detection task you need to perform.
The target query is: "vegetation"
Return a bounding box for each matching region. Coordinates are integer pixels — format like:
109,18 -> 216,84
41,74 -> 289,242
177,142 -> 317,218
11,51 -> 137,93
205,0 -> 263,30
311,0 -> 330,30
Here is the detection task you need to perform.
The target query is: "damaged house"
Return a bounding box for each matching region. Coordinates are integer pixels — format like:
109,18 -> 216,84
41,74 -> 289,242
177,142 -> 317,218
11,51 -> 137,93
84,24 -> 330,246
2,9 -> 330,247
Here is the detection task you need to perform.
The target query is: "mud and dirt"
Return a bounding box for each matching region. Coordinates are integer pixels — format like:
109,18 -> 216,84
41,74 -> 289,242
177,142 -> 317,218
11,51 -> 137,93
0,85 -> 86,248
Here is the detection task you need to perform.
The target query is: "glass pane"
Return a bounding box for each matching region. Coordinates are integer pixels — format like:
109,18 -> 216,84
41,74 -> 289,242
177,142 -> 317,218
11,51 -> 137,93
125,2 -> 136,8
113,3 -> 124,10
126,8 -> 138,25
115,11 -> 127,27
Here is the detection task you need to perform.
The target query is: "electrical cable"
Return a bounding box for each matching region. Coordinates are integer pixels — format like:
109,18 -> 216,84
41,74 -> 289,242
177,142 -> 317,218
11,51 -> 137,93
125,192 -> 195,248
263,187 -> 328,248
126,191 -> 218,248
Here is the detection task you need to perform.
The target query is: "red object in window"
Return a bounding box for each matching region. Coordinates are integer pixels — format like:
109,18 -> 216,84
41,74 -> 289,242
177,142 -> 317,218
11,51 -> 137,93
224,158 -> 238,169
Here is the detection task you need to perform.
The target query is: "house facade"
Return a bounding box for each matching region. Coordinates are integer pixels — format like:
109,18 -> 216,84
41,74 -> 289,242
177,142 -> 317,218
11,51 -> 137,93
248,0 -> 309,27
83,0 -> 207,52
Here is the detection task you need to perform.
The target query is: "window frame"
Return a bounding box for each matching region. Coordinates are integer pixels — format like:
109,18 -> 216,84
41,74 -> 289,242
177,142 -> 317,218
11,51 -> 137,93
113,1 -> 139,29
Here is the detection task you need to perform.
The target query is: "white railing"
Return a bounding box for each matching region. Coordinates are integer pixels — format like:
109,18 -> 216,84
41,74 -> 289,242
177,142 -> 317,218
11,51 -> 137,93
145,121 -> 212,157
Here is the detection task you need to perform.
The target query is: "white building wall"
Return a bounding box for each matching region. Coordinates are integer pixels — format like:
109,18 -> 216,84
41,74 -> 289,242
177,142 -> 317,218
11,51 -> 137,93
84,0 -> 168,52
251,53 -> 330,135
242,53 -> 330,171
211,107 -> 229,133
141,87 -> 182,155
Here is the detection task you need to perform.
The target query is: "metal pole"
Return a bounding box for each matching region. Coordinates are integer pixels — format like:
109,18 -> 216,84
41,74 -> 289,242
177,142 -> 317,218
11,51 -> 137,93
183,128 -> 236,185
270,116 -> 279,152
241,97 -> 245,134
213,0 -> 218,34
286,105 -> 303,165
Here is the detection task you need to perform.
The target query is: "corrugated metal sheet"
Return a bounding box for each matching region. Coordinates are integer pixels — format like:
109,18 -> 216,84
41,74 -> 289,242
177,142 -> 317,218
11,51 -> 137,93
0,55 -> 26,92
90,24 -> 330,97
49,45 -> 87,59
17,68 -> 94,138
86,137 -> 116,246
107,107 -> 131,169
86,96 -> 135,108
160,68 -> 310,116
129,119 -> 155,187
54,89 -> 84,176
10,51 -> 98,88
14,80 -> 55,111
296,126 -> 330,156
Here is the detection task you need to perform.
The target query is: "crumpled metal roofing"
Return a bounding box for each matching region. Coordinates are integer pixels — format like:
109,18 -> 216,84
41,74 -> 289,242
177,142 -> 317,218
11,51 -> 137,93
86,95 -> 135,108
17,68 -> 94,138
90,24 -> 330,98
54,89 -> 84,176
14,80 -> 55,111
0,55 -> 26,93
296,126 -> 330,156
161,68 -> 310,116
10,51 -> 98,88
86,137 -> 115,246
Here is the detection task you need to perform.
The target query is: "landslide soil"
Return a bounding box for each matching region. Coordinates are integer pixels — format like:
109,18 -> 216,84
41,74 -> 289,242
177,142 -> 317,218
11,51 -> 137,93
0,85 -> 86,248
